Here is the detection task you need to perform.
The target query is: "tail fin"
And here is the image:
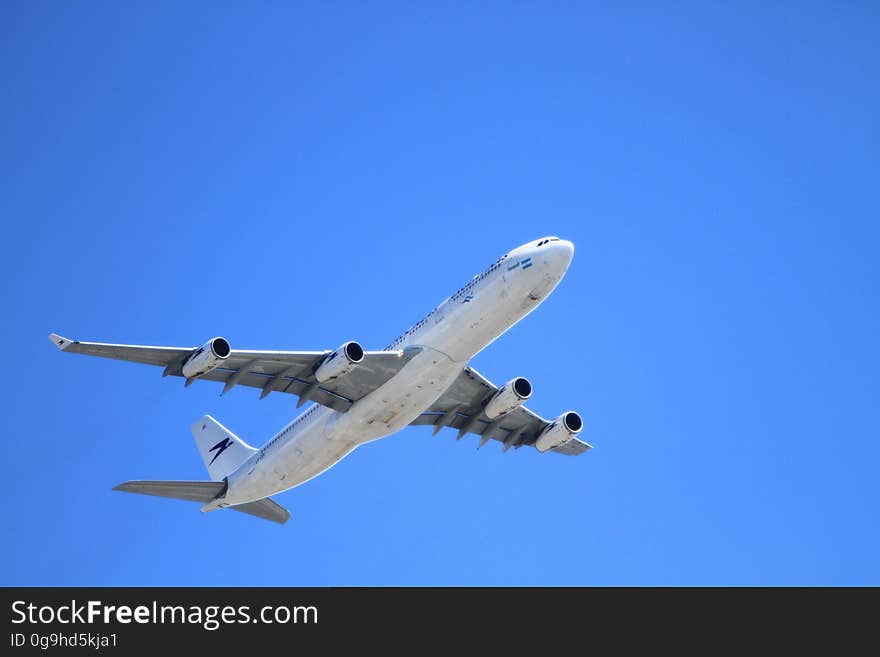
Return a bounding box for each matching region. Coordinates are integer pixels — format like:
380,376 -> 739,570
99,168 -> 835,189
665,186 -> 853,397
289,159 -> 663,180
191,415 -> 257,481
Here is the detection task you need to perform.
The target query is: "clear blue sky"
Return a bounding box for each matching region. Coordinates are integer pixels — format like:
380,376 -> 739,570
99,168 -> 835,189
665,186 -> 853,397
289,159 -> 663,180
2,3 -> 878,585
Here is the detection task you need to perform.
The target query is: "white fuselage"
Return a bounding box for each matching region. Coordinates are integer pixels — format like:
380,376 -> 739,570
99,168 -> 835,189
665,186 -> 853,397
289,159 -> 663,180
208,237 -> 574,510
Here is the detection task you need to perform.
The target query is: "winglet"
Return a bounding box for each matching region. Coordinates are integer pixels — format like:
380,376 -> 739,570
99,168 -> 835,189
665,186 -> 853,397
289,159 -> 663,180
49,333 -> 74,351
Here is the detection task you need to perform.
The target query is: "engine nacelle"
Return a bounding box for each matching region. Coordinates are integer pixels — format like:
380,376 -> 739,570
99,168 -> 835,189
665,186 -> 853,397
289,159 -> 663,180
483,377 -> 532,419
314,341 -> 365,383
182,337 -> 231,379
535,411 -> 583,452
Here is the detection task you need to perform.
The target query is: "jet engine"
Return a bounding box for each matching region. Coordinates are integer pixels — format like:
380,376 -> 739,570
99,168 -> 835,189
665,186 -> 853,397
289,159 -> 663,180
181,337 -> 231,379
534,411 -> 583,452
315,341 -> 365,382
483,377 -> 532,419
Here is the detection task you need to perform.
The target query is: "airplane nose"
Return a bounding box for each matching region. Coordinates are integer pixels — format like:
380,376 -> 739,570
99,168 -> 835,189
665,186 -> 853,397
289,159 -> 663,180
548,239 -> 574,269
521,238 -> 574,301
557,239 -> 574,260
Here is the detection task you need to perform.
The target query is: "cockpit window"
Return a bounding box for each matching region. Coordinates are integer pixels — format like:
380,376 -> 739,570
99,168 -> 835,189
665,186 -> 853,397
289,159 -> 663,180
537,236 -> 560,247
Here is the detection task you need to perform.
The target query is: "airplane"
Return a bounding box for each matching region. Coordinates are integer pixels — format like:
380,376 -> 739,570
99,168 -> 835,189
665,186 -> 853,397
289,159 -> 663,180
49,236 -> 591,524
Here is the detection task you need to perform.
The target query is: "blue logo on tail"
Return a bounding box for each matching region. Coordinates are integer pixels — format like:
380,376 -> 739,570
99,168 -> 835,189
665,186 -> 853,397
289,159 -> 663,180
208,437 -> 234,465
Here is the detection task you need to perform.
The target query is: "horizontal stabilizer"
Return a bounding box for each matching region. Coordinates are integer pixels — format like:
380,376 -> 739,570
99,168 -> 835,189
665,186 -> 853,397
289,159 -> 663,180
230,498 -> 291,524
114,480 -> 291,524
113,480 -> 225,502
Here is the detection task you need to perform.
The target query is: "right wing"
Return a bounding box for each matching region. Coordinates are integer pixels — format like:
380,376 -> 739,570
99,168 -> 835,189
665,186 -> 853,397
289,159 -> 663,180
49,333 -> 420,413
113,480 -> 225,502
409,365 -> 592,455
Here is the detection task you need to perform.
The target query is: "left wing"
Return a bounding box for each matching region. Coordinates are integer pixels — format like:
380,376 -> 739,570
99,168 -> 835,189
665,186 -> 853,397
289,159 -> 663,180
409,366 -> 592,455
49,333 -> 420,413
